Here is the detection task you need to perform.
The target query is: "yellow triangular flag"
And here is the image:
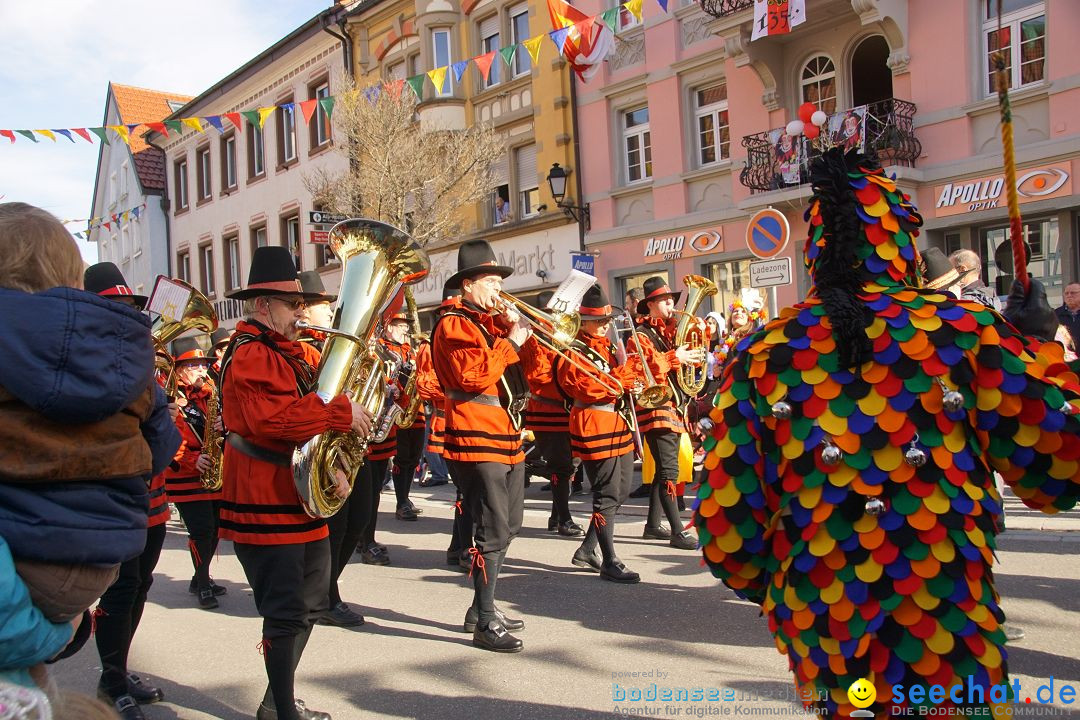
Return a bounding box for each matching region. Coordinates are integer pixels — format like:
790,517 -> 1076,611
257,107 -> 276,128
427,67 -> 449,94
181,117 -> 203,133
523,36 -> 544,66
625,0 -> 643,21
109,125 -> 131,144
35,129 -> 57,142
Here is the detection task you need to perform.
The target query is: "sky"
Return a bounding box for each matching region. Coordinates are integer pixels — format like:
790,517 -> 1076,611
0,0 -> 333,262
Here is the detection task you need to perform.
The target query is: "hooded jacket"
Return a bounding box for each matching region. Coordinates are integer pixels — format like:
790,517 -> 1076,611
0,287 -> 180,564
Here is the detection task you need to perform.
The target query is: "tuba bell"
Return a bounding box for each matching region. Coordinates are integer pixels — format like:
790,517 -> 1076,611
149,277 -> 218,397
291,219 -> 429,519
673,274 -> 718,396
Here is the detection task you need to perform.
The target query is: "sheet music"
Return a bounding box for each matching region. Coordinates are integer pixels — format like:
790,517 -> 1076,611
546,269 -> 595,314
147,275 -> 193,324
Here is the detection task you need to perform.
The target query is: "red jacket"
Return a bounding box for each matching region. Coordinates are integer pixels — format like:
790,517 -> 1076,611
415,341 -> 447,455
219,321 -> 353,545
164,381 -> 222,503
522,342 -> 570,433
633,317 -> 684,434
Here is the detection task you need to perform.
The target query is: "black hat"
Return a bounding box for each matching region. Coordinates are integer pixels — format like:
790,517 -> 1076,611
172,336 -> 209,365
209,328 -> 231,349
84,262 -> 147,308
579,285 -> 618,320
298,270 -> 337,303
447,239 -> 513,290
922,248 -> 959,290
637,276 -> 681,316
226,246 -> 311,300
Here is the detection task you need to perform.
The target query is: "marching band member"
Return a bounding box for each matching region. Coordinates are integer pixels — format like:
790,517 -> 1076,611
633,277 -> 703,550
432,240 -> 533,653
207,328 -> 232,386
557,285 -> 646,583
217,247 -> 372,720
382,308 -> 426,522
522,290 -> 583,538
165,338 -> 225,611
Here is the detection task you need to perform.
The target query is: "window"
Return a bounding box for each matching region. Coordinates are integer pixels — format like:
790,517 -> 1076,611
222,134 -> 237,190
313,82 -> 331,146
248,121 -> 265,179
617,0 -> 640,30
120,162 -> 129,199
200,244 -> 215,296
121,225 -> 130,260
944,232 -> 963,257
109,171 -> 118,206
197,146 -> 212,201
177,252 -> 190,283
510,5 -> 531,77
174,160 -> 188,210
278,100 -> 296,165
251,225 -> 267,255
131,221 -> 141,257
480,15 -> 501,88
623,107 -> 652,183
705,259 -> 777,320
514,144 -> 539,218
695,82 -> 730,166
801,55 -> 837,115
984,1 -> 1045,95
225,235 -> 242,291
433,30 -> 453,96
982,217 -> 1059,305
282,214 -> 301,272
491,151 -> 510,226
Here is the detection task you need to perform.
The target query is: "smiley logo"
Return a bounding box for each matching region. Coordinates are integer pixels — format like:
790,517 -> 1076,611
848,678 -> 876,709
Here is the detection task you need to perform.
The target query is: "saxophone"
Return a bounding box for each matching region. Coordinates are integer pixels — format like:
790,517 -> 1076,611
395,287 -> 424,429
200,387 -> 224,491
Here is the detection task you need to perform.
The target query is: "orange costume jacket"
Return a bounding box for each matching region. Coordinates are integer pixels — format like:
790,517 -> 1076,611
164,381 -> 222,504
414,341 -> 446,455
382,338 -> 426,429
633,317 -> 684,434
557,332 -> 643,461
522,342 -> 570,434
432,299 -> 533,465
365,336 -> 407,462
219,320 -> 353,545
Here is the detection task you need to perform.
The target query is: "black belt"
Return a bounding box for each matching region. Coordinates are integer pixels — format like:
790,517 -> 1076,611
574,401 -> 617,412
446,389 -> 502,407
227,433 -> 292,467
529,393 -> 565,408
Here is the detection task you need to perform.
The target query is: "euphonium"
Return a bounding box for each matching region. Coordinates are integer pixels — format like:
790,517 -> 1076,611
291,219 -> 429,519
673,274 -> 718,395
200,387 -> 223,491
150,278 -> 217,397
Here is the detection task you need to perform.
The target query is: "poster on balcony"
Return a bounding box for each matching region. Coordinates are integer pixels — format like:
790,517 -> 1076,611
829,106 -> 867,153
769,129 -> 803,185
751,0 -> 807,41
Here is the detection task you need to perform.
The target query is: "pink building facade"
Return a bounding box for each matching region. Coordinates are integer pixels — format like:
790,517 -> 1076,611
575,0 -> 1080,316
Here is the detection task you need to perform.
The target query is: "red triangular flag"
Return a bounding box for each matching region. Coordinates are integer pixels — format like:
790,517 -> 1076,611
474,52 -> 496,82
72,128 -> 93,143
0,130 -> 14,144
145,122 -> 168,137
103,222 -> 111,231
298,99 -> 318,126
224,112 -> 243,131
385,79 -> 405,98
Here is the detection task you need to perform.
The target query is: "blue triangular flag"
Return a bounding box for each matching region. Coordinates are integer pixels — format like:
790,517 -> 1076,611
549,27 -> 570,55
53,129 -> 75,143
452,60 -> 470,83
205,115 -> 225,133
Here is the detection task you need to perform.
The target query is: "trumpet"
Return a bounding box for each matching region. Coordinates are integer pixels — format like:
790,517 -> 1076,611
496,291 -> 624,399
614,310 -> 673,409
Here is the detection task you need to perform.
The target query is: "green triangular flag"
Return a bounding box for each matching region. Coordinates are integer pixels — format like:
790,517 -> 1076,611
499,45 -> 517,68
240,110 -> 261,128
88,127 -> 110,145
15,130 -> 38,143
405,75 -> 426,99
318,96 -> 335,119
164,119 -> 183,135
600,7 -> 620,32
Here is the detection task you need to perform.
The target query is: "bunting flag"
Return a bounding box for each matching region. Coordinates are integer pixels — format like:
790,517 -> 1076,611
73,128 -> 93,143
181,117 -> 203,133
257,106 -> 276,128
474,51 -> 497,82
385,79 -> 405,98
205,115 -> 225,133
362,85 -> 381,103
145,122 -> 168,137
224,112 -> 243,131
624,0 -> 643,22
35,130 -> 56,142
165,119 -> 184,135
54,129 -> 75,143
656,0 -> 668,11
108,125 -> 130,144
523,36 -> 545,66
319,96 -> 335,119
427,67 -> 449,94
499,45 -> 518,69
89,127 -> 110,145
406,75 -> 426,99
547,0 -> 615,80
62,202 -> 147,235
298,98 -> 318,125
16,130 -> 38,143
600,7 -> 620,32
549,27 -> 570,54
452,60 -> 470,83
0,130 -> 14,144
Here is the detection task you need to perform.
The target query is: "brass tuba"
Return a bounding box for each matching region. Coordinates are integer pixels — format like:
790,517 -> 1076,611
673,274 -> 718,396
291,219 -> 429,519
149,278 -> 218,397
395,286 -> 424,429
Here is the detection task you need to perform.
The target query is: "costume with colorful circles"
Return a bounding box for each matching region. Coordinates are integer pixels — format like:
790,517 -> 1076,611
694,148 -> 1080,718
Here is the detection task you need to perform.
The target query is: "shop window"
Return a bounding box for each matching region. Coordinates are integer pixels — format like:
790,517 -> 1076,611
944,232 -> 963,256
983,1 -> 1044,96
619,270 -> 669,312
623,107 -> 652,184
705,259 -> 777,321
850,35 -> 893,107
695,82 -> 729,166
981,217 -> 1059,306
801,55 -> 837,115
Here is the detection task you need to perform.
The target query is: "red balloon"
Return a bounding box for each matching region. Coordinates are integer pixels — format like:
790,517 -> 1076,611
804,124 -> 821,140
798,102 -> 816,124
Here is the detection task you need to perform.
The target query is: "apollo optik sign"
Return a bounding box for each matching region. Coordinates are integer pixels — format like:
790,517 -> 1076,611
933,162 -> 1071,218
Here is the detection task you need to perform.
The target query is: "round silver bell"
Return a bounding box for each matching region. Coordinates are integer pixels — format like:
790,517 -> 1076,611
864,497 -> 886,516
821,444 -> 843,465
904,445 -> 927,467
942,390 -> 965,413
771,400 -> 792,420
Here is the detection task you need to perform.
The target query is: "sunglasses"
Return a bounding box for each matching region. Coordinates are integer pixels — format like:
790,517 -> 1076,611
267,296 -> 307,311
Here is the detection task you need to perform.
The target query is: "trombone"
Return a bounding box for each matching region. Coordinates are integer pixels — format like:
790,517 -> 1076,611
497,291 -> 624,399
613,309 -> 673,409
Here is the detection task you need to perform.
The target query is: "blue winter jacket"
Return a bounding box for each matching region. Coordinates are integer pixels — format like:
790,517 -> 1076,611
0,287 -> 181,565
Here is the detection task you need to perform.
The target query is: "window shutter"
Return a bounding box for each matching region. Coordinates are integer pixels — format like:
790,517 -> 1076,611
514,144 -> 537,190
492,151 -> 509,185
480,14 -> 500,41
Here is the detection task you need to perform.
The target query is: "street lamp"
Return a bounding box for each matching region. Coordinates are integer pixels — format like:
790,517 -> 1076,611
546,163 -> 590,231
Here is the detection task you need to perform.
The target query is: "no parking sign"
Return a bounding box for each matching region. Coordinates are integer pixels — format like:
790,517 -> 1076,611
745,208 -> 790,260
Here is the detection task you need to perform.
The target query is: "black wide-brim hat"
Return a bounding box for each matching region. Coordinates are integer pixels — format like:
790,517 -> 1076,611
171,336 -> 209,365
579,284 -> 619,321
209,328 -> 231,349
447,239 -> 514,290
922,247 -> 959,290
84,262 -> 148,308
226,246 -> 322,301
298,270 -> 337,303
637,276 -> 681,316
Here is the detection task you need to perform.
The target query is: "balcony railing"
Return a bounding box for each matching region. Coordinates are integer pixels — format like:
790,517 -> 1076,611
698,0 -> 753,18
739,98 -> 922,193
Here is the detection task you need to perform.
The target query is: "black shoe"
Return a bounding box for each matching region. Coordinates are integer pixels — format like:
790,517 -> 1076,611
256,699 -> 332,720
642,524 -> 672,540
557,521 -> 584,537
126,673 -> 164,704
188,578 -> 227,596
463,606 -> 525,633
458,550 -> 472,572
356,540 -> 386,554
670,530 -> 697,550
472,620 -> 523,653
111,695 -> 146,720
395,504 -> 419,521
600,559 -> 641,584
547,516 -> 558,531
318,602 -> 365,627
571,480 -> 584,496
197,587 -> 219,610
571,546 -> 602,572
361,546 -> 390,566
540,482 -> 552,492
420,478 -> 448,487
446,548 -> 460,566
628,484 -> 649,499
677,496 -> 686,511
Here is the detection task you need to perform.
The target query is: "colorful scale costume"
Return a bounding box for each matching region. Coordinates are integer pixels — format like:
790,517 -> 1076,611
695,149 -> 1080,718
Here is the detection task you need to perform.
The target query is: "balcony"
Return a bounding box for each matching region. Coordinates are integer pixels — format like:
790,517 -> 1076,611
698,0 -> 752,18
739,98 -> 921,193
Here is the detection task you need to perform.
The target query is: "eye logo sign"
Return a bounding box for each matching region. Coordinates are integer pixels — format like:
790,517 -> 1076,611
1016,168 -> 1069,198
689,230 -> 722,253
934,162 -> 1072,217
